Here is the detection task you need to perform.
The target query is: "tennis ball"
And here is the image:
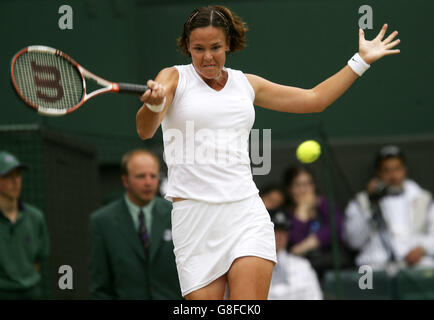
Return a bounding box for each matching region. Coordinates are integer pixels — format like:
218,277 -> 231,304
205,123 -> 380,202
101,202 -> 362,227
296,140 -> 321,163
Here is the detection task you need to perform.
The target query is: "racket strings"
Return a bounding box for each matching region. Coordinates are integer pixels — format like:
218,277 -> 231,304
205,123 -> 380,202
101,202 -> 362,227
13,52 -> 83,112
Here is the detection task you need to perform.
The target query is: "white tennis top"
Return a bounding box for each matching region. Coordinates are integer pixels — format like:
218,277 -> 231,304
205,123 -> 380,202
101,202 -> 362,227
161,64 -> 259,203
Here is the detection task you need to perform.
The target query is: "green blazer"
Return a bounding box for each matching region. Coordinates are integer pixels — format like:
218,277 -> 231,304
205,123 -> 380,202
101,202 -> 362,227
89,196 -> 182,299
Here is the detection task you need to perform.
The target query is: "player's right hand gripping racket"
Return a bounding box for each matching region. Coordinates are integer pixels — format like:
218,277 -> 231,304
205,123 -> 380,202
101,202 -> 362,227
10,45 -> 149,116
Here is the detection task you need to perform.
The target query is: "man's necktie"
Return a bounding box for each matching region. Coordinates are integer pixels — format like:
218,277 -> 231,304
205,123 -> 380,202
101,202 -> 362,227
138,210 -> 150,250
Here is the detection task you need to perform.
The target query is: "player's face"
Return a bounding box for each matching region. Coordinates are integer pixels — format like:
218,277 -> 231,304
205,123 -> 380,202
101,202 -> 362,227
188,26 -> 230,80
377,158 -> 407,187
288,172 -> 315,204
122,153 -> 159,206
0,168 -> 22,201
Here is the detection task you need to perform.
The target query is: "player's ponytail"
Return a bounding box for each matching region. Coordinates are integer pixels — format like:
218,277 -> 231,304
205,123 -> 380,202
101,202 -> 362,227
213,5 -> 248,53
177,5 -> 248,56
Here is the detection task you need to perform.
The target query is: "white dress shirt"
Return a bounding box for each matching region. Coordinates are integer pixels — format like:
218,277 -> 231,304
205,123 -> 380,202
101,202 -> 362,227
344,179 -> 434,269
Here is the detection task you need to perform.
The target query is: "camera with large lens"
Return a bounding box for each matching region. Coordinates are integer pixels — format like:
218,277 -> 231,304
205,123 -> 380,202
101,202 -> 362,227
369,181 -> 404,203
369,181 -> 388,202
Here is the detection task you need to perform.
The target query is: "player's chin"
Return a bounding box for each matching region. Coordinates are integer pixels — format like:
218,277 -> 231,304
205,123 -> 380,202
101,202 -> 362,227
200,67 -> 220,78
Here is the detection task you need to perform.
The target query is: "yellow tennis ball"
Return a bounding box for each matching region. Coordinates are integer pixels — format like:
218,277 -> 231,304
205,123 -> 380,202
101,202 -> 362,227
296,140 -> 321,163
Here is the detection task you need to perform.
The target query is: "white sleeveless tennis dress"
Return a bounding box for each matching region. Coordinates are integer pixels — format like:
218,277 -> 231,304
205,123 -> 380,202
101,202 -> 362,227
161,64 -> 276,297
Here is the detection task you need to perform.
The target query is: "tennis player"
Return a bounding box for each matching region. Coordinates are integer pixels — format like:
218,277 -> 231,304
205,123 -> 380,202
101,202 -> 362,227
136,5 -> 400,300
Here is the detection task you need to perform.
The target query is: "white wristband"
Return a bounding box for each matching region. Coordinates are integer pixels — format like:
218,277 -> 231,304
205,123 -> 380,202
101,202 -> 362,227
347,53 -> 370,76
146,97 -> 166,113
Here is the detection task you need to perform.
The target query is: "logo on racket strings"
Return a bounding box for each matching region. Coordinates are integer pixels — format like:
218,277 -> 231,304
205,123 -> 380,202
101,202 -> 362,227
31,61 -> 64,102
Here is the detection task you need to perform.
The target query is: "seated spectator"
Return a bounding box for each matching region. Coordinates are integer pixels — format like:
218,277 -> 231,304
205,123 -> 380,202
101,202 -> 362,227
259,184 -> 285,211
344,145 -> 434,269
268,210 -> 323,300
282,165 -> 349,279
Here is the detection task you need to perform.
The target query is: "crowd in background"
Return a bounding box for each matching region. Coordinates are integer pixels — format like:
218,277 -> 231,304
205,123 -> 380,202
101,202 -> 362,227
1,144 -> 433,300
260,145 -> 434,299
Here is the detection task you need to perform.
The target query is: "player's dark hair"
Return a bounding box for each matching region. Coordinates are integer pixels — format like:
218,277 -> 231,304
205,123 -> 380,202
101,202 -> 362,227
121,149 -> 160,176
177,5 -> 248,56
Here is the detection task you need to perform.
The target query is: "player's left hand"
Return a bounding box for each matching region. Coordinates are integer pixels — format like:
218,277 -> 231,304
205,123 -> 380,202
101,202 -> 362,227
358,23 -> 400,64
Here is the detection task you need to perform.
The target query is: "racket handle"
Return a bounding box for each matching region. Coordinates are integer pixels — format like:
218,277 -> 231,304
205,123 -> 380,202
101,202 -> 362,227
117,82 -> 150,95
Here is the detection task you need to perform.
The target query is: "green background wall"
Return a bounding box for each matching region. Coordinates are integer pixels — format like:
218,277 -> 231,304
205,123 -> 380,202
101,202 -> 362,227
1,0 -> 433,164
1,0 -> 433,300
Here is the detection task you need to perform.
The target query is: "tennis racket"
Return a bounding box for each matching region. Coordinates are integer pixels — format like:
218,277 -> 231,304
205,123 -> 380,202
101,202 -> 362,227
10,45 -> 149,116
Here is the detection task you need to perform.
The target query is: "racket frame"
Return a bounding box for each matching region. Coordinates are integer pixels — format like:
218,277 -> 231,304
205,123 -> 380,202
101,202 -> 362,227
10,45 -> 128,116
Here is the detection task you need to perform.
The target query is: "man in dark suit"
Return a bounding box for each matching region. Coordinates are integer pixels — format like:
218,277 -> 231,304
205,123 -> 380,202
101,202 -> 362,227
89,149 -> 182,299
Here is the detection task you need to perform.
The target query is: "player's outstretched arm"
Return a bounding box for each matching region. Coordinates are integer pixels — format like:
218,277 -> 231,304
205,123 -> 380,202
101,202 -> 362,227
247,23 -> 400,114
136,67 -> 178,140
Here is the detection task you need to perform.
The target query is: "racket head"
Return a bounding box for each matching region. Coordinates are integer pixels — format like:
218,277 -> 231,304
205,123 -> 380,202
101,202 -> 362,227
10,45 -> 87,116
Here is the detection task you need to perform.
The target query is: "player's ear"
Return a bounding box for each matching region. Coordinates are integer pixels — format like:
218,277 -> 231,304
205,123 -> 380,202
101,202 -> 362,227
225,36 -> 231,52
186,39 -> 191,55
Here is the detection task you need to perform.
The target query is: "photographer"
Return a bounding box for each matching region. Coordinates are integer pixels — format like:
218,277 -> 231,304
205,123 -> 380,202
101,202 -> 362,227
343,145 -> 434,269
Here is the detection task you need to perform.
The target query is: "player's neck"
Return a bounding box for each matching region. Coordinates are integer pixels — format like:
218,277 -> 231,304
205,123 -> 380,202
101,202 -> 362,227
202,69 -> 228,90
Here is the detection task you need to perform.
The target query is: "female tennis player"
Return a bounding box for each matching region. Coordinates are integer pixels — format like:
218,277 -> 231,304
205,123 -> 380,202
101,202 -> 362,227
136,5 -> 400,300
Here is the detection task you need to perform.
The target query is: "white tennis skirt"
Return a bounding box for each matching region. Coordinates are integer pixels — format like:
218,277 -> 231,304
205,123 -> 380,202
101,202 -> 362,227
171,193 -> 277,297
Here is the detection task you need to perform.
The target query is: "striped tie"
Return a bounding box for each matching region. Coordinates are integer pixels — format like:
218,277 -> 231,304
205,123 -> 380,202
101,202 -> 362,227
138,210 -> 150,250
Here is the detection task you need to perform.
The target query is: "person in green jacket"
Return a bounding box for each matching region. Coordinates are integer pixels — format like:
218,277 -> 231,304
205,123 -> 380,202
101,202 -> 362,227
89,149 -> 182,299
0,151 -> 50,300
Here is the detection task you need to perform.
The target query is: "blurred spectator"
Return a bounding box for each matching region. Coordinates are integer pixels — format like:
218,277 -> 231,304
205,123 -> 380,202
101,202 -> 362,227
89,149 -> 182,299
344,145 -> 434,269
0,151 -> 49,300
282,165 -> 350,279
268,210 -> 323,300
259,185 -> 285,211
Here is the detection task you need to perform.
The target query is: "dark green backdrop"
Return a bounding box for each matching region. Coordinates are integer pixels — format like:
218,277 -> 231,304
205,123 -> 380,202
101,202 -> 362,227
1,0 -> 433,163
1,0 -> 433,299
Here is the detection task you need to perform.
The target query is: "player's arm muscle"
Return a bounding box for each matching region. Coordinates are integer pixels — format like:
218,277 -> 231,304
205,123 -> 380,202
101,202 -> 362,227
136,67 -> 178,140
246,65 -> 358,114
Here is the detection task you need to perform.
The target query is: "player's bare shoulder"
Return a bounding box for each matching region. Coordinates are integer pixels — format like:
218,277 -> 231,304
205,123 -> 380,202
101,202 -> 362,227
153,67 -> 179,121
156,67 -> 179,94
244,73 -> 265,96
